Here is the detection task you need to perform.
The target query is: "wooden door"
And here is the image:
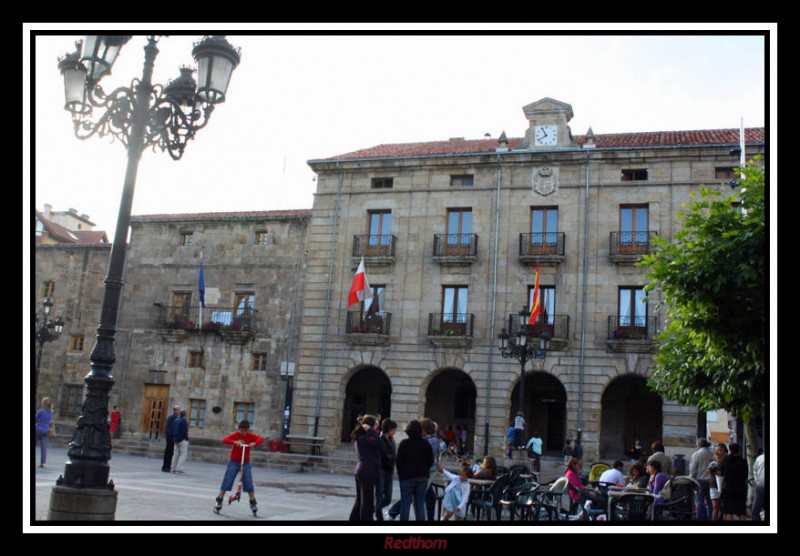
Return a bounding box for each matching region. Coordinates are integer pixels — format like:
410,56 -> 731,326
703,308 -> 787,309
141,384 -> 170,439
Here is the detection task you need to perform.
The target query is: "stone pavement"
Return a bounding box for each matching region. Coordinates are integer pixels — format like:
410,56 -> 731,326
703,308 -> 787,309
30,445 -> 364,526
28,445 -> 565,529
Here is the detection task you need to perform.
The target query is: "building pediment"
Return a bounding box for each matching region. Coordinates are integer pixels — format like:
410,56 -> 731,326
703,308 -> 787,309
522,97 -> 574,122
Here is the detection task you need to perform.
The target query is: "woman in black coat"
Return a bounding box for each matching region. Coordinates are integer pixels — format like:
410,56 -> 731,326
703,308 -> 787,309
349,415 -> 382,521
395,420 -> 433,521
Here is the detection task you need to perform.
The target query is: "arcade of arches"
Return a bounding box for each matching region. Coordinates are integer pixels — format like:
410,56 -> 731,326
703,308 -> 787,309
340,367 -> 664,460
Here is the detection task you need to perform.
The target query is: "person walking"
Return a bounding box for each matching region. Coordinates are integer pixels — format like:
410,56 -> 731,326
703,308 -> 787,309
170,409 -> 189,473
375,418 -> 397,521
513,412 -> 526,449
709,442 -> 728,520
525,431 -> 543,473
751,451 -> 765,521
348,415 -> 382,521
162,405 -> 180,472
421,418 -> 441,521
689,438 -> 714,520
647,440 -> 673,475
395,420 -> 433,521
109,405 -> 122,439
214,419 -> 264,515
35,397 -> 54,468
719,442 -> 748,521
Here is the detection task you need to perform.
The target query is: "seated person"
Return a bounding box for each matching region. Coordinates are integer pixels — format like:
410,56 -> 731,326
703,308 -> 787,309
647,460 -> 669,505
626,462 -> 649,489
598,460 -> 626,487
472,456 -> 498,480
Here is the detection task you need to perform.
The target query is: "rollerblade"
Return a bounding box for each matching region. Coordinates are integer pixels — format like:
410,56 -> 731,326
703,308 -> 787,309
213,496 -> 223,514
250,498 -> 258,517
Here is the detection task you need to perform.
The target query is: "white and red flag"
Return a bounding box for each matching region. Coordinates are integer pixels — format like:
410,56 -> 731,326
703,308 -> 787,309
348,257 -> 373,308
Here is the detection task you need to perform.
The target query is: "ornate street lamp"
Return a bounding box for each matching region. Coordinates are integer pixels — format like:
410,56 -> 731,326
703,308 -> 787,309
34,297 -> 64,397
498,306 -> 551,442
49,35 -> 240,520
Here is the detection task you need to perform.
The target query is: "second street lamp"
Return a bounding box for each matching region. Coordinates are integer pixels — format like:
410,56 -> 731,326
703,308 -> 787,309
498,306 -> 551,445
34,297 -> 64,398
49,35 -> 240,520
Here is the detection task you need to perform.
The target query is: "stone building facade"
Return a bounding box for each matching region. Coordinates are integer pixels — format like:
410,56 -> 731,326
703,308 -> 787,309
108,210 -> 311,442
292,97 -> 765,462
34,242 -> 111,422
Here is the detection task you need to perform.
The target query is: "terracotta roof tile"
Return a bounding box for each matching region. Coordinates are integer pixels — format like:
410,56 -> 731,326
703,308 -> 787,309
131,209 -> 312,223
320,128 -> 765,161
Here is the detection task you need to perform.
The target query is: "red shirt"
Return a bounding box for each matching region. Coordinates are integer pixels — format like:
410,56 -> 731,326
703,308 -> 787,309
222,431 -> 264,464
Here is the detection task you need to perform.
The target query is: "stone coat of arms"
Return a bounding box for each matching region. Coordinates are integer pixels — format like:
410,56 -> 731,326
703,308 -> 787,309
533,167 -> 558,196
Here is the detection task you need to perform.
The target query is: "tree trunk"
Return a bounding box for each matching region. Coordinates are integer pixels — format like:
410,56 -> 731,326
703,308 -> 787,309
744,417 -> 759,512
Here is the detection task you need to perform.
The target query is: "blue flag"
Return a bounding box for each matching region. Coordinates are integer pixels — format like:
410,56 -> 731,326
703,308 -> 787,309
199,255 -> 205,308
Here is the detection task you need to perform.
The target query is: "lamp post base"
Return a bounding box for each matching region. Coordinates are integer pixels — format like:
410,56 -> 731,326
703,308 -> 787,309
48,484 -> 118,521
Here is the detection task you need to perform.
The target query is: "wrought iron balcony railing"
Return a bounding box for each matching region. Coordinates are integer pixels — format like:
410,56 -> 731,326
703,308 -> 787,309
345,311 -> 392,335
352,234 -> 397,259
155,304 -> 258,332
428,313 -> 475,337
433,234 -> 478,259
607,315 -> 658,340
609,231 -> 658,258
519,232 -> 566,257
507,313 -> 570,340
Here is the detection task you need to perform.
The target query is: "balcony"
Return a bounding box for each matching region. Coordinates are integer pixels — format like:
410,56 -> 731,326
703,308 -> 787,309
427,313 -> 475,348
518,233 -> 566,266
507,313 -> 570,351
154,304 -> 258,344
606,315 -> 659,353
433,234 -> 478,266
609,231 -> 658,265
352,235 -> 397,267
345,311 -> 392,347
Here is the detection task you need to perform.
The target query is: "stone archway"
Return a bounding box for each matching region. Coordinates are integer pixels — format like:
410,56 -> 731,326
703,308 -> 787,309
600,374 -> 663,461
424,368 -> 476,454
510,371 -> 566,454
340,366 -> 392,443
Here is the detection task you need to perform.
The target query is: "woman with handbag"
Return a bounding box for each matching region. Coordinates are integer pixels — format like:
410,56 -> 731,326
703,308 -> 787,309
35,397 -> 54,468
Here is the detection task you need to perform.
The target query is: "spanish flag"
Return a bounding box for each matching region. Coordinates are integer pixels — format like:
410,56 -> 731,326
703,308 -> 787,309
529,264 -> 541,325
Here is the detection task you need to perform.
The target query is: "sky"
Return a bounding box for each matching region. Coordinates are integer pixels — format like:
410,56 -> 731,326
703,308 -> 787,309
26,25 -> 773,244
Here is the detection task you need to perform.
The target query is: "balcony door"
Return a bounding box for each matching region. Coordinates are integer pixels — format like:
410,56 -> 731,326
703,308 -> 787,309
446,209 -> 472,254
234,292 -> 255,328
528,285 -> 555,329
618,287 -> 647,331
442,286 -> 468,334
171,291 -> 192,322
619,205 -> 649,253
529,207 -> 558,254
367,210 -> 392,255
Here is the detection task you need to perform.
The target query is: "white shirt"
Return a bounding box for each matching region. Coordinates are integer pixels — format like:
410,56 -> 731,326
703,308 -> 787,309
514,415 -> 525,429
598,467 -> 626,486
754,454 -> 765,487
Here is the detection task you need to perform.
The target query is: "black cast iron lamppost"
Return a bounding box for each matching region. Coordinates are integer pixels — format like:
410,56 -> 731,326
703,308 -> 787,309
498,306 -> 551,441
35,297 -> 64,397
49,35 -> 240,520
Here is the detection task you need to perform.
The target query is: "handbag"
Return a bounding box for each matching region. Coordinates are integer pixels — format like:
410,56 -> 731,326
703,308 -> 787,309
48,422 -> 56,438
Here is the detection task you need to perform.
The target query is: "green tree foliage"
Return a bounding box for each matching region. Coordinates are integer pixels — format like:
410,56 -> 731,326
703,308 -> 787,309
639,159 -> 766,421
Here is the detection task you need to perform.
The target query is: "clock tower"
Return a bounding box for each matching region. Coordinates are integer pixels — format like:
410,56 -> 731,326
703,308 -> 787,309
516,97 -> 576,150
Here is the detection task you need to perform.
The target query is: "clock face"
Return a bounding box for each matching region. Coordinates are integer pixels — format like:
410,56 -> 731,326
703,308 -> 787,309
535,125 -> 558,146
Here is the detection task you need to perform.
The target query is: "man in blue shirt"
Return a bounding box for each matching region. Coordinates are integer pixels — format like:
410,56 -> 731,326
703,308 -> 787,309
162,405 -> 180,472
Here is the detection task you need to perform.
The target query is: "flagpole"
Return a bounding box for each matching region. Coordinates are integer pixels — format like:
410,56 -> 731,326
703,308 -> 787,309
198,252 -> 204,330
